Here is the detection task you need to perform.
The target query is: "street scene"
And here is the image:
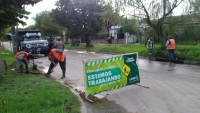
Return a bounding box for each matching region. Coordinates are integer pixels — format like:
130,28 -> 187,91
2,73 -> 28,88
1,0 -> 200,113
2,42 -> 200,113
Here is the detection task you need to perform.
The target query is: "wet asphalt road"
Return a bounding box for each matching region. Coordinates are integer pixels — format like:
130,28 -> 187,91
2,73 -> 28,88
3,42 -> 200,113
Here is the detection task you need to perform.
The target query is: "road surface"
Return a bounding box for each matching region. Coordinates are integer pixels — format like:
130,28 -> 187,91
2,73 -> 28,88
3,42 -> 200,113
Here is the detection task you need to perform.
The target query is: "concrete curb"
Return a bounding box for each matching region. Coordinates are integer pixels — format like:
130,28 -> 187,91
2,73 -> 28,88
67,48 -> 200,66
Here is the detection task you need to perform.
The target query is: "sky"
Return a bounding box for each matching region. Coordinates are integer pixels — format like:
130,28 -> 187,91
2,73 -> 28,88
19,0 -> 185,28
19,0 -> 57,28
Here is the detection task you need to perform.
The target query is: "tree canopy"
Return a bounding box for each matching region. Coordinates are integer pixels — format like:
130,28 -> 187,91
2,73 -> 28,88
32,11 -> 64,38
112,0 -> 184,43
51,0 -> 105,38
0,0 -> 42,31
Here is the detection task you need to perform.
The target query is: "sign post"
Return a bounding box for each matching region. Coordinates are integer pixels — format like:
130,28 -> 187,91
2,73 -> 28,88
83,52 -> 140,97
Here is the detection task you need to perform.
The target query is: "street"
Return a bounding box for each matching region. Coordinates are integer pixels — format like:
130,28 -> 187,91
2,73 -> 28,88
3,42 -> 200,113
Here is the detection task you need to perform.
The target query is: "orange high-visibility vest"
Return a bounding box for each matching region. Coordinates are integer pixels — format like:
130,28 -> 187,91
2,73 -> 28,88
49,49 -> 65,62
15,51 -> 28,59
167,39 -> 176,50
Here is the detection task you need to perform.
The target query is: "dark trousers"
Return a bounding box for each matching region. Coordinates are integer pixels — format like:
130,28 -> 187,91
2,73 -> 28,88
168,50 -> 176,59
16,59 -> 29,73
47,59 -> 66,77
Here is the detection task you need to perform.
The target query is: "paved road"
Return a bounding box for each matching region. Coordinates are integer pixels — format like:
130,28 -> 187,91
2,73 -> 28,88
3,42 -> 200,113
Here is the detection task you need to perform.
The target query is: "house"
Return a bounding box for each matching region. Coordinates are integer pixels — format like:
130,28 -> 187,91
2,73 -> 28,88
91,25 -> 138,44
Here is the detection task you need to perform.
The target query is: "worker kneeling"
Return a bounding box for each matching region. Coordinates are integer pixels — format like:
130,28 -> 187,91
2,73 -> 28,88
15,51 -> 34,74
45,48 -> 66,79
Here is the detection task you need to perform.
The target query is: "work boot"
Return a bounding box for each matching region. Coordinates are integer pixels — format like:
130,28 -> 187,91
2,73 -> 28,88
148,55 -> 152,61
19,66 -> 23,74
61,70 -> 65,79
44,73 -> 50,77
25,68 -> 29,74
169,58 -> 172,63
45,68 -> 52,77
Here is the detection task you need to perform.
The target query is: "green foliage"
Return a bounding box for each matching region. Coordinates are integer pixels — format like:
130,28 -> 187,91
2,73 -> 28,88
118,18 -> 139,34
99,4 -> 121,26
176,45 -> 200,61
112,0 -> 184,43
0,28 -> 10,40
0,47 -> 81,113
190,0 -> 199,13
0,0 -> 41,31
0,71 -> 80,113
0,47 -> 15,65
52,0 -> 105,38
32,11 -> 65,38
65,43 -> 200,61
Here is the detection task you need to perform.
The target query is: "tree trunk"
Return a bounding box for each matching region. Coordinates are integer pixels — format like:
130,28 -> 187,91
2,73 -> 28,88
85,36 -> 90,47
61,32 -> 64,42
0,39 -> 2,47
11,26 -> 19,54
153,24 -> 166,45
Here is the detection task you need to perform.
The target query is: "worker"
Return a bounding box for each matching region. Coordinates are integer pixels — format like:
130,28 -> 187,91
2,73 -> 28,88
147,37 -> 154,60
15,51 -> 34,74
45,48 -> 66,79
48,38 -> 54,53
55,38 -> 65,51
166,36 -> 177,62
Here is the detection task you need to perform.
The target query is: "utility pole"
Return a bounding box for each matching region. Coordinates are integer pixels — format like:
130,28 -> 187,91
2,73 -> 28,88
199,0 -> 200,14
11,26 -> 18,54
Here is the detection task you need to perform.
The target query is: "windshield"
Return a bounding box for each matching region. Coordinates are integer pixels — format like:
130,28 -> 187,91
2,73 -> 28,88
24,35 -> 40,41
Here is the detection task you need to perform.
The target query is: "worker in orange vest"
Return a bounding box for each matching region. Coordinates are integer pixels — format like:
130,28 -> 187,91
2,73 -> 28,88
15,51 -> 34,74
45,48 -> 66,79
166,36 -> 177,62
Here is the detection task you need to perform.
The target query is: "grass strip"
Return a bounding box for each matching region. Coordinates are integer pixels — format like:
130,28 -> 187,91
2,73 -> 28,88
0,47 -> 80,113
65,43 -> 200,61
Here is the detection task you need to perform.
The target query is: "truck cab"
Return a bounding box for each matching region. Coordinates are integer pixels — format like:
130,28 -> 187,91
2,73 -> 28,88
18,30 -> 49,56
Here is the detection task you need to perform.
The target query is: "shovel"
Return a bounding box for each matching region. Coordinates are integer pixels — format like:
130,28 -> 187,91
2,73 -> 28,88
32,58 -> 37,70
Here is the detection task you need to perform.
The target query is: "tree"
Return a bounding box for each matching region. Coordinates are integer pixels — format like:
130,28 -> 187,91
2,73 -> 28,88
0,28 -> 10,46
112,0 -> 184,43
0,0 -> 42,31
99,4 -> 122,34
52,0 -> 105,46
33,11 -> 64,39
190,0 -> 199,13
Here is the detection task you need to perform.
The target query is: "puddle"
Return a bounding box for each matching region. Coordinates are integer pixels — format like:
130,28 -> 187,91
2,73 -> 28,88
40,66 -> 49,73
72,86 -> 130,113
35,61 -> 43,64
89,52 -> 96,54
166,69 -> 175,71
85,98 -> 130,113
76,51 -> 87,53
39,65 -> 130,113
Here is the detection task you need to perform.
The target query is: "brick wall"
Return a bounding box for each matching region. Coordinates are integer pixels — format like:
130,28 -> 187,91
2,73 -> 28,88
91,39 -> 125,44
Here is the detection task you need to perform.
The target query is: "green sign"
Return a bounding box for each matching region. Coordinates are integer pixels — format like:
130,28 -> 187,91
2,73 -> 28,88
84,53 -> 140,96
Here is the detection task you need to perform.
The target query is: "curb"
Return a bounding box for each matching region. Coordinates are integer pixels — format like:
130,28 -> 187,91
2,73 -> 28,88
155,57 -> 184,64
36,66 -> 87,113
66,49 -> 200,66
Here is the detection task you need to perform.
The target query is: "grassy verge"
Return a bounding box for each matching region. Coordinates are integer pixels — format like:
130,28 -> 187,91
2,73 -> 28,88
0,47 -> 80,113
65,43 -> 200,61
